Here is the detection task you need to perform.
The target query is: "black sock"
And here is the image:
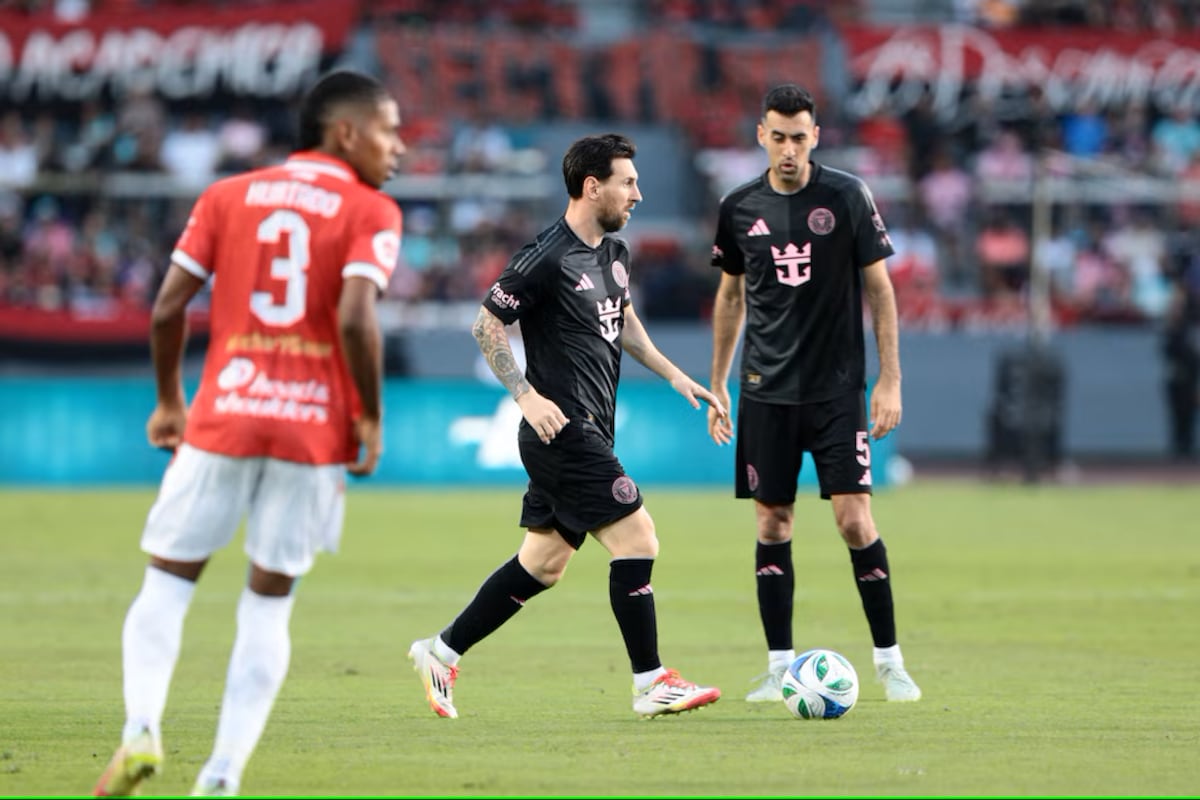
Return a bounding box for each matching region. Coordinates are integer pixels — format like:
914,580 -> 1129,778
756,540 -> 794,651
849,538 -> 897,648
442,556 -> 548,655
609,558 -> 660,673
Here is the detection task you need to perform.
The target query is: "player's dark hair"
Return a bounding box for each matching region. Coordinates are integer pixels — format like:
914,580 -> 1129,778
763,84 -> 817,121
297,70 -> 389,151
562,134 -> 636,199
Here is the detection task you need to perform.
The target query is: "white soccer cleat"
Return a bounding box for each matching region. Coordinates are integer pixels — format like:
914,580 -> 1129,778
93,727 -> 162,797
876,662 -> 922,702
744,666 -> 786,703
190,775 -> 237,797
408,638 -> 459,719
632,669 -> 721,718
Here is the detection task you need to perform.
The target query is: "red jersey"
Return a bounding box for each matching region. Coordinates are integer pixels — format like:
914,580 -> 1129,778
173,151 -> 401,464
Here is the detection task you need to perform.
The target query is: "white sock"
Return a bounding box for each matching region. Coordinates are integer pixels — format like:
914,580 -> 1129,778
433,636 -> 461,666
633,667 -> 666,692
205,588 -> 295,784
768,649 -> 795,673
873,644 -> 903,666
121,566 -> 196,743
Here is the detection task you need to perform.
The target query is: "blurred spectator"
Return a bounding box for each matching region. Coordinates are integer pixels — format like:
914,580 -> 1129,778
449,100 -> 513,174
54,0 -> 88,21
856,112 -> 907,177
1103,102 -> 1151,169
1013,85 -> 1060,155
1177,150 -> 1200,226
900,87 -> 943,181
975,128 -> 1034,185
957,0 -> 1022,27
0,192 -> 23,300
885,206 -> 944,327
976,209 -> 1031,299
1074,215 -> 1132,318
1103,207 -> 1170,317
918,147 -> 974,288
113,87 -> 166,171
1161,270 -> 1199,460
160,112 -> 221,188
1150,105 -> 1200,176
216,105 -> 268,172
1060,100 -> 1108,158
31,113 -> 63,173
0,112 -> 38,188
60,100 -> 116,173
1033,215 -> 1079,301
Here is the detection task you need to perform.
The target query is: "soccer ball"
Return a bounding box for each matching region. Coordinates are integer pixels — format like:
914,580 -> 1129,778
780,648 -> 859,720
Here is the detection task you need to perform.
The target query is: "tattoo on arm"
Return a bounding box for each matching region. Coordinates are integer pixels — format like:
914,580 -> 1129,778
472,307 -> 531,399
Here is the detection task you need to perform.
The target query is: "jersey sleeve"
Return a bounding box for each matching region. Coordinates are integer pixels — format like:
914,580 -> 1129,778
343,196 -> 403,292
619,240 -> 633,307
171,187 -> 218,280
711,196 -> 745,275
482,241 -> 554,324
849,179 -> 896,268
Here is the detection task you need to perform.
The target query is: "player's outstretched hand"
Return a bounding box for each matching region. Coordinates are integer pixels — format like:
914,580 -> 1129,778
517,389 -> 569,445
146,401 -> 187,452
348,416 -> 383,476
706,383 -> 734,445
671,374 -> 728,431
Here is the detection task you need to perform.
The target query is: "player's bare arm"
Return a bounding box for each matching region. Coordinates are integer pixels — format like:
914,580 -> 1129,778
621,304 -> 727,420
863,259 -> 902,440
472,305 -> 568,444
707,271 -> 745,444
339,275 -> 384,476
146,262 -> 206,450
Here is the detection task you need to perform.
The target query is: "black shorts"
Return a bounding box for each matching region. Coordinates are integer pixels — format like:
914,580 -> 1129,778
517,419 -> 643,549
735,391 -> 873,503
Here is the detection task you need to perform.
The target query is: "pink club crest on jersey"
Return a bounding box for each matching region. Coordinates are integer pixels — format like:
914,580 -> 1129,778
612,260 -> 628,288
808,207 -> 835,235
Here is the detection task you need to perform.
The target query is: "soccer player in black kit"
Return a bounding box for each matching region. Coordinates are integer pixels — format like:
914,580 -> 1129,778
409,134 -> 725,719
707,84 -> 922,703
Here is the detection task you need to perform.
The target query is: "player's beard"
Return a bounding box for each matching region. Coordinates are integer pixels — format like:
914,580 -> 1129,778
598,202 -> 627,233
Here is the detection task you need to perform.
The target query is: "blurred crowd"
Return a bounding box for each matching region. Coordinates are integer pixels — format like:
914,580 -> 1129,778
1,0 -> 1200,331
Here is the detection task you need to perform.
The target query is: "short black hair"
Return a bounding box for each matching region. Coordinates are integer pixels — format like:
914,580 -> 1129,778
562,134 -> 636,199
762,84 -> 817,121
297,70 -> 389,151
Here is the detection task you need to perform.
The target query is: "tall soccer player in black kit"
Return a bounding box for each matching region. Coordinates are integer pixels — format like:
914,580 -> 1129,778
707,85 -> 922,703
409,134 -> 725,719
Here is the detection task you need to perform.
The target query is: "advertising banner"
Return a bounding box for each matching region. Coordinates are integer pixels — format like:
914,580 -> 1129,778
0,0 -> 359,102
842,24 -> 1200,121
0,377 -> 895,488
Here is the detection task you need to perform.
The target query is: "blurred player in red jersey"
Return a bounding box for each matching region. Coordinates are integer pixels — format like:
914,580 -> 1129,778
94,70 -> 405,798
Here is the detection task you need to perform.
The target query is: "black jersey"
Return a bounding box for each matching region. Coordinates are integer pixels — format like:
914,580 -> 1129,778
482,217 -> 632,440
711,163 -> 894,404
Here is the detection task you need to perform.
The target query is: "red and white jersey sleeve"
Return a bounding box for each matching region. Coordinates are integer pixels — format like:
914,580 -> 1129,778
172,191 -> 218,281
177,152 -> 402,465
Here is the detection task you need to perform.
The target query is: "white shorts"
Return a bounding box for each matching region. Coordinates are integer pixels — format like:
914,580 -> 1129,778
141,444 -> 346,577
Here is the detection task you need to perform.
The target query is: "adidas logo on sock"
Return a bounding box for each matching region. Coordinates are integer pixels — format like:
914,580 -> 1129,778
857,567 -> 889,582
747,218 -> 771,236
756,565 -> 784,576
627,584 -> 653,596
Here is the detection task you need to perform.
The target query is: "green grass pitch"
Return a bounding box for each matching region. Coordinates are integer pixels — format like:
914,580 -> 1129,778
1,483 -> 1197,796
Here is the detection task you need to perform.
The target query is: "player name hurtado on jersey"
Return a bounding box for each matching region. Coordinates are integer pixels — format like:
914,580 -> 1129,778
244,180 -> 343,218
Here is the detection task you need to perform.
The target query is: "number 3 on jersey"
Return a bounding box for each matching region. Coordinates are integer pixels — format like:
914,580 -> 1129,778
251,209 -> 310,326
